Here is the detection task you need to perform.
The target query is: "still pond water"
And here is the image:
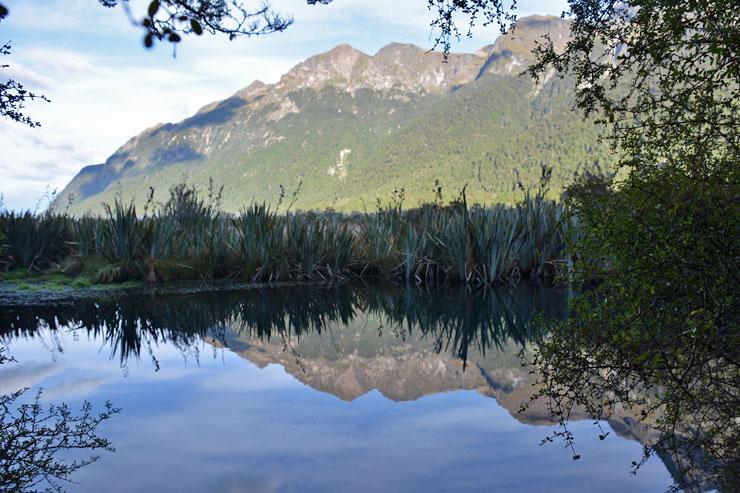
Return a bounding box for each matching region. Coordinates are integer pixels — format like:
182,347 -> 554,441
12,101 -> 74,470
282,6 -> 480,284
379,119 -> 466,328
1,285 -> 679,492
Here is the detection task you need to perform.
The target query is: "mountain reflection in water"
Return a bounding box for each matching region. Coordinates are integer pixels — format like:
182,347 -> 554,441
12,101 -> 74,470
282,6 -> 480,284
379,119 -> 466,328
0,285 -> 691,492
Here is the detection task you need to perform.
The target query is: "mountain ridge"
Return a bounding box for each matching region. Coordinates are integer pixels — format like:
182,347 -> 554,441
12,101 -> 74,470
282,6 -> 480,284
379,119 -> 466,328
56,15 -> 610,214
210,318 -> 698,488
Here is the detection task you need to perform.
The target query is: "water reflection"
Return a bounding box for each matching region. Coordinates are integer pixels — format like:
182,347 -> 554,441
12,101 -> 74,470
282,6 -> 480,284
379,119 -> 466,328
0,285 -> 704,492
0,284 -> 561,368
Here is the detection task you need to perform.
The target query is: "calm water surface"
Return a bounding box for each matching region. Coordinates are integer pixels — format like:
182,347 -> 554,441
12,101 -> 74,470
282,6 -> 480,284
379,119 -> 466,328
0,285 -> 678,492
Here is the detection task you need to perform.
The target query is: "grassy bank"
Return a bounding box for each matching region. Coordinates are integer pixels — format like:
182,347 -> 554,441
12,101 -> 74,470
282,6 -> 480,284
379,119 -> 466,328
0,182 -> 574,287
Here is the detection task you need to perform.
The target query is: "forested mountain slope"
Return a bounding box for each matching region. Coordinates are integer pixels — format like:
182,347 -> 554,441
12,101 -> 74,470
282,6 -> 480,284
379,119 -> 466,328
57,15 -> 610,214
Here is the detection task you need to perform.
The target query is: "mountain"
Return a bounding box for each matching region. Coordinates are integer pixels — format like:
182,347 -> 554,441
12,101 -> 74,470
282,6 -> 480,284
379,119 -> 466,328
57,15 -> 610,214
211,315 -> 699,489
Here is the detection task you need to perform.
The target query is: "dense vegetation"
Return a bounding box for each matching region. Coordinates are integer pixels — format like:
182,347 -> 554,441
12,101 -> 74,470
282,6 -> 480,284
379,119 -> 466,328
493,0 -> 738,490
1,179 -> 571,287
530,166 -> 739,491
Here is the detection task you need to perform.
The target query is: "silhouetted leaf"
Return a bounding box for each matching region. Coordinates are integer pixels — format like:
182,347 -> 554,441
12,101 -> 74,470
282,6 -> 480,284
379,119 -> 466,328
147,0 -> 159,17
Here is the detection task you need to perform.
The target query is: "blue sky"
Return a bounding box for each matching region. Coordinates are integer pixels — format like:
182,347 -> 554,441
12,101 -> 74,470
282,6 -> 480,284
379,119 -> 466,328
0,0 -> 567,210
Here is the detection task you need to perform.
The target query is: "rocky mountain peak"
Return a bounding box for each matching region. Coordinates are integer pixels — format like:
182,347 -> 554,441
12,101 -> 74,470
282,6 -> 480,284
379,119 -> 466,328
477,14 -> 570,76
280,43 -> 370,89
234,79 -> 267,99
375,42 -> 424,59
499,15 -> 570,55
277,40 -> 484,94
275,15 -> 570,93
316,43 -> 369,68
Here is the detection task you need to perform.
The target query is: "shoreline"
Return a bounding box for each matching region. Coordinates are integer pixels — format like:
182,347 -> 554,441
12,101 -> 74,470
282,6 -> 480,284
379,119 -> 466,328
0,279 -> 326,306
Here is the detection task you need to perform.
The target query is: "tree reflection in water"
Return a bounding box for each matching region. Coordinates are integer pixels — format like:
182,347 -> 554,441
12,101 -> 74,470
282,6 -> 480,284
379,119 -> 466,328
0,283 -> 730,491
0,347 -> 119,493
0,284 -> 559,368
528,301 -> 738,493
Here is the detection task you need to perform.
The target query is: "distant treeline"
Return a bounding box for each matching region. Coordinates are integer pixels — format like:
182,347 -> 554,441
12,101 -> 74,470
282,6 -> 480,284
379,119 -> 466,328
0,180 -> 574,286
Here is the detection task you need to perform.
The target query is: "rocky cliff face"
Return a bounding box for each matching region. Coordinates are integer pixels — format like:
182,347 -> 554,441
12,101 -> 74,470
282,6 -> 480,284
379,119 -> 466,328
57,15 -> 610,214
278,42 -> 484,94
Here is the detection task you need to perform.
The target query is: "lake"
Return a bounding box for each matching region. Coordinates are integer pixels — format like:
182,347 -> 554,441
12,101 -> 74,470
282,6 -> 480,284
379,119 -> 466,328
0,285 -> 681,492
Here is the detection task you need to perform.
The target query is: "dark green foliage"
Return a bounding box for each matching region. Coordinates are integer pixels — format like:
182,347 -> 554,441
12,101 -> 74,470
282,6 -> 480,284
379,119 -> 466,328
2,180 -> 572,287
357,187 -> 567,284
232,203 -> 283,280
282,212 -> 355,278
72,216 -> 102,258
0,211 -> 71,271
100,199 -> 145,264
531,162 -> 739,492
525,2 -> 738,489
430,2 -> 739,490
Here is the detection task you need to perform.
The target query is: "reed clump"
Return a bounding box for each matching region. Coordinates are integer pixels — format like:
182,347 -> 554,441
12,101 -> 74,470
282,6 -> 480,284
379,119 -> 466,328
0,182 -> 573,286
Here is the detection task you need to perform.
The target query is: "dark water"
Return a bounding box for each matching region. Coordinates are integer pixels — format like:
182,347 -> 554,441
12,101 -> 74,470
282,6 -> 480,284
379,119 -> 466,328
0,285 -> 678,492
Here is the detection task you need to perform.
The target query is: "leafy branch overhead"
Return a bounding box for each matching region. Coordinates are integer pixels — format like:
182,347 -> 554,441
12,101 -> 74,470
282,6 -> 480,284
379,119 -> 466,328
524,0 -> 740,171
0,0 -> 304,127
425,0 -> 517,56
0,40 -> 50,127
0,6 -> 50,127
98,0 -> 295,48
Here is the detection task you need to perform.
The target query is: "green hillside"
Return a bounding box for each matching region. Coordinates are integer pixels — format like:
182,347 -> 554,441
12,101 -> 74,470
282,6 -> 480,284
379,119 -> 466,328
56,15 -> 611,214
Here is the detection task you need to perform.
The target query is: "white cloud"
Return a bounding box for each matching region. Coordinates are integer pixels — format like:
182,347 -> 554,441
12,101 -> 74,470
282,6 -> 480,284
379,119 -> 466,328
23,47 -> 101,77
2,0 -> 137,36
41,376 -> 109,400
2,62 -> 55,89
0,44 -> 298,209
0,362 -> 61,394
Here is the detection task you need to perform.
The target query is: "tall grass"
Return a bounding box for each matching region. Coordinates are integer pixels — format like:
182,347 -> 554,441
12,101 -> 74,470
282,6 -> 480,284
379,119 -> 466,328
0,181 -> 573,286
0,211 -> 71,271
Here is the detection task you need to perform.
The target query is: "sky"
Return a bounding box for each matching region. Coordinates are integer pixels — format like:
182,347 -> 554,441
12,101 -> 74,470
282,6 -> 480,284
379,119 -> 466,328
0,0 -> 567,210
